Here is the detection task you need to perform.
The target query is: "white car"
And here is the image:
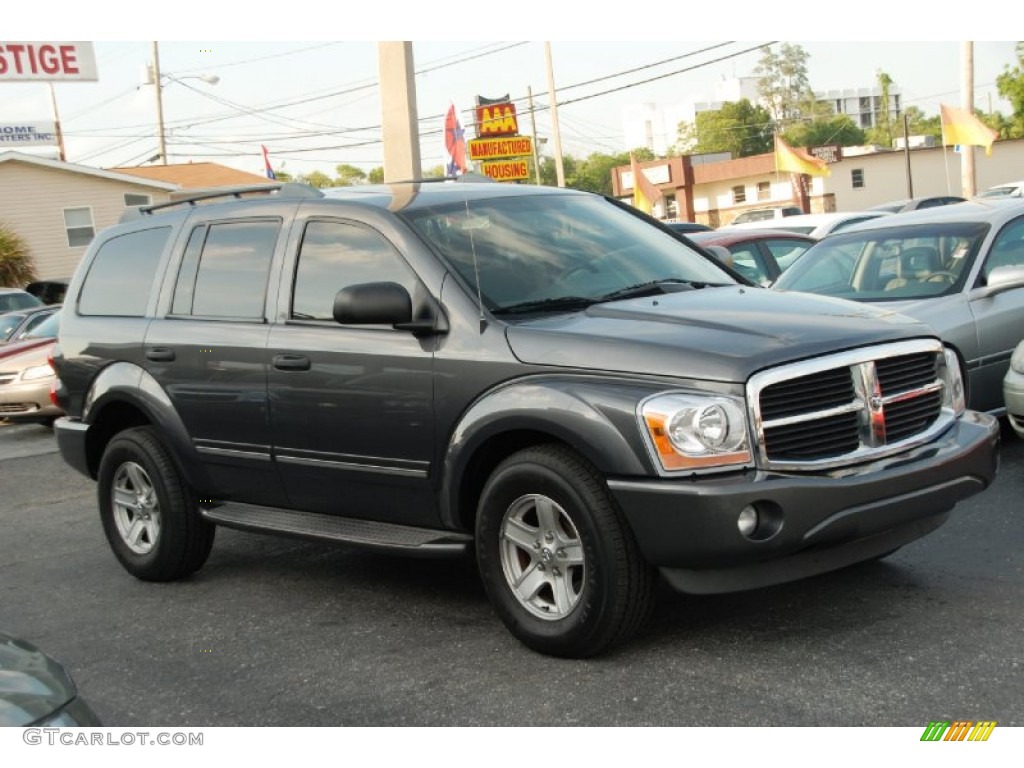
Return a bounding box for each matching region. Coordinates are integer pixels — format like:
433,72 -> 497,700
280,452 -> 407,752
723,211 -> 892,238
1005,340 -> 1024,438
975,181 -> 1024,200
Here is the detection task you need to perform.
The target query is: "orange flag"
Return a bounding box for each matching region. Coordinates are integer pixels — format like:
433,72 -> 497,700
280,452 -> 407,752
774,135 -> 830,177
630,153 -> 663,214
940,104 -> 999,156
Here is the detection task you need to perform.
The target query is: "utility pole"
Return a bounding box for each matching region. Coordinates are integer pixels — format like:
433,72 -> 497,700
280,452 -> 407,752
544,42 -> 565,188
960,41 -> 976,198
152,41 -> 167,165
527,86 -> 541,185
902,112 -> 913,198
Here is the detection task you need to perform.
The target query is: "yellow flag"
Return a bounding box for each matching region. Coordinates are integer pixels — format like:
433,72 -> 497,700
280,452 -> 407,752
774,135 -> 830,177
940,103 -> 999,156
630,153 -> 662,214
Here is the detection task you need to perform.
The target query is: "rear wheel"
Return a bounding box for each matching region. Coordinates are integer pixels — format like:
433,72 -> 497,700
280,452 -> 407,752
97,426 -> 215,581
475,444 -> 654,658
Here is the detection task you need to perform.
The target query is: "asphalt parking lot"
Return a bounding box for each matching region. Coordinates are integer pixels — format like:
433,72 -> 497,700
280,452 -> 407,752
1,420 -> 1022,727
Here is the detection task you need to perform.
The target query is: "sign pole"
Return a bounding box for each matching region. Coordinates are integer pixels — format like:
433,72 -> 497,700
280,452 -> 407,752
47,83 -> 66,161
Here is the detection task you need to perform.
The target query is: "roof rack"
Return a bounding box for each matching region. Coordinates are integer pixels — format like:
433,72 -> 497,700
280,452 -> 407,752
388,172 -> 495,184
120,182 -> 323,222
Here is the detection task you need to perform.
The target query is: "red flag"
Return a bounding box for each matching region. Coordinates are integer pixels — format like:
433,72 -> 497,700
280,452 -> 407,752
261,145 -> 276,180
444,104 -> 467,176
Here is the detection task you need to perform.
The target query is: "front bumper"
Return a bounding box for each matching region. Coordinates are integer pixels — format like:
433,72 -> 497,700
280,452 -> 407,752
608,411 -> 999,594
1004,366 -> 1024,438
0,378 -> 62,423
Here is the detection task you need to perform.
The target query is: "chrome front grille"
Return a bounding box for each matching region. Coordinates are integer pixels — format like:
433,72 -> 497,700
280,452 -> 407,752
748,340 -> 955,470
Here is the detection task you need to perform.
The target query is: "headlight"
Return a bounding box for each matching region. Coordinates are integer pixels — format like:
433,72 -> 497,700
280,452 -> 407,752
640,393 -> 751,472
20,363 -> 55,381
1011,342 -> 1024,373
941,348 -> 966,415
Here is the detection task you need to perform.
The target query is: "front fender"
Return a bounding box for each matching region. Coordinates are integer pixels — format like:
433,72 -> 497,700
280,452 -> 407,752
83,362 -> 213,491
439,375 -> 665,529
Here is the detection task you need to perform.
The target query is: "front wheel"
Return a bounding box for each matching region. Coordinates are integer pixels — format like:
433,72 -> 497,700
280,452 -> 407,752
475,445 -> 654,657
97,426 -> 215,581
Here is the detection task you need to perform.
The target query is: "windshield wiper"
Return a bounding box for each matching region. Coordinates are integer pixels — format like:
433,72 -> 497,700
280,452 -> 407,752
597,278 -> 720,302
491,296 -> 600,316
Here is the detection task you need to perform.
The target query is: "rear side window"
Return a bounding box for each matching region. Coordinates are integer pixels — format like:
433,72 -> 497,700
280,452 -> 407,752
78,227 -> 171,316
171,219 -> 280,319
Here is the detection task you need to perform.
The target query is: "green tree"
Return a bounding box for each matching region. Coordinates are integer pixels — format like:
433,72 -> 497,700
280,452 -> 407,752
297,170 -> 335,189
368,167 -> 385,184
334,164 -> 367,186
0,223 -> 36,287
784,114 -> 866,148
873,70 -> 896,148
996,41 -> 1024,139
675,99 -> 774,158
422,165 -> 446,178
754,43 -> 815,127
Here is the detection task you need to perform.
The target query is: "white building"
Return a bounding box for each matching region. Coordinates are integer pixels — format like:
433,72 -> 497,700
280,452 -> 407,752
624,78 -> 903,154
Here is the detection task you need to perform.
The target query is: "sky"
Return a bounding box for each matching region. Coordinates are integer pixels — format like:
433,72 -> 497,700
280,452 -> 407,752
4,6 -> 1020,181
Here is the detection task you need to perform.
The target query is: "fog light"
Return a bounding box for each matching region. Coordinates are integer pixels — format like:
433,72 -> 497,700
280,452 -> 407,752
737,505 -> 759,537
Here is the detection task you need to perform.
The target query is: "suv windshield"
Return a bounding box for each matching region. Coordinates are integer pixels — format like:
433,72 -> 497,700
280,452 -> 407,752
774,221 -> 989,301
404,194 -> 734,314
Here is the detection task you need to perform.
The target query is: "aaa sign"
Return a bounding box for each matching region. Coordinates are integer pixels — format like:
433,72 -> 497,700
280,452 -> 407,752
476,102 -> 519,136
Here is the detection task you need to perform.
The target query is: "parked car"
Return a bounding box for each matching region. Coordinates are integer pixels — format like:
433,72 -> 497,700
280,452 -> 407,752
869,196 -> 966,213
0,631 -> 101,726
687,229 -> 816,286
727,210 -> 893,238
50,181 -> 997,658
24,278 -> 71,305
1004,340 -> 1024,438
729,205 -> 802,225
0,305 -> 60,343
974,181 -> 1024,200
774,199 -> 1024,413
664,221 -> 713,234
0,311 -> 61,424
0,287 -> 42,314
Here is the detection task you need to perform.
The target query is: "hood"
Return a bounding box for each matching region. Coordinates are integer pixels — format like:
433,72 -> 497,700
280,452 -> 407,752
0,337 -> 54,362
0,633 -> 77,726
505,286 -> 933,383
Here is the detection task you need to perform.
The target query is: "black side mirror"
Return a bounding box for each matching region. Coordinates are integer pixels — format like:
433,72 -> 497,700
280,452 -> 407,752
333,282 -> 412,325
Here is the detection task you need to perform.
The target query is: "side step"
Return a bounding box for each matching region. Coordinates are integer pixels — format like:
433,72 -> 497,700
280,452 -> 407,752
200,502 -> 472,558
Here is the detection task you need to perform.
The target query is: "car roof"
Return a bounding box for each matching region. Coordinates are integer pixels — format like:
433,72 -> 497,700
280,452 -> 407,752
760,211 -> 889,226
833,197 -> 1024,233
320,181 -> 586,211
688,229 -> 816,245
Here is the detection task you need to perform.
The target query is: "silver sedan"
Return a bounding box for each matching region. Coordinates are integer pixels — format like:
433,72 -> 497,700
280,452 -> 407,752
773,199 -> 1024,413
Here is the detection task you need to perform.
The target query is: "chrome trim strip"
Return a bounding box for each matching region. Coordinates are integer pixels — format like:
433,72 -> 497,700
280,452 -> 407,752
195,445 -> 273,461
275,454 -> 428,478
761,400 -> 864,429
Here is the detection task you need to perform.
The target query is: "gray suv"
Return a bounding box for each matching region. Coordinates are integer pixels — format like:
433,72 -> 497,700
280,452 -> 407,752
52,181 -> 999,657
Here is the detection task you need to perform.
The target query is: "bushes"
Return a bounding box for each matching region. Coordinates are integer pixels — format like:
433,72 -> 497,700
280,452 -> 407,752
0,223 -> 36,287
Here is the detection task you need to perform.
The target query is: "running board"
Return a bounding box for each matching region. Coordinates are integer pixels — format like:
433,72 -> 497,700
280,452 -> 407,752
200,502 -> 472,558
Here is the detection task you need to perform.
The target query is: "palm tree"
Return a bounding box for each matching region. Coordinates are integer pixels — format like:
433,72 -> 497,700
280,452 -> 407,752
0,223 -> 36,287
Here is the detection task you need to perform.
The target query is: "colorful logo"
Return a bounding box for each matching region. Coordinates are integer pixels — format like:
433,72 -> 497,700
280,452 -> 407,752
920,720 -> 997,741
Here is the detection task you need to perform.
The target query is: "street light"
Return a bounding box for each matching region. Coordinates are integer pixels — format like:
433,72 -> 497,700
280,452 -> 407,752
146,42 -> 219,165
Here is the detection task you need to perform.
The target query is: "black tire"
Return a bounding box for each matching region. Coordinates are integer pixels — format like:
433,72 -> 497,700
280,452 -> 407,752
97,426 -> 215,581
475,444 -> 655,658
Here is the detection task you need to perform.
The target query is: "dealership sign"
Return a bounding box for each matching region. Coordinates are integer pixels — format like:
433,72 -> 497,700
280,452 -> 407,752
476,102 -> 519,137
468,136 -> 533,162
0,121 -> 58,147
0,42 -> 98,81
480,160 -> 529,182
